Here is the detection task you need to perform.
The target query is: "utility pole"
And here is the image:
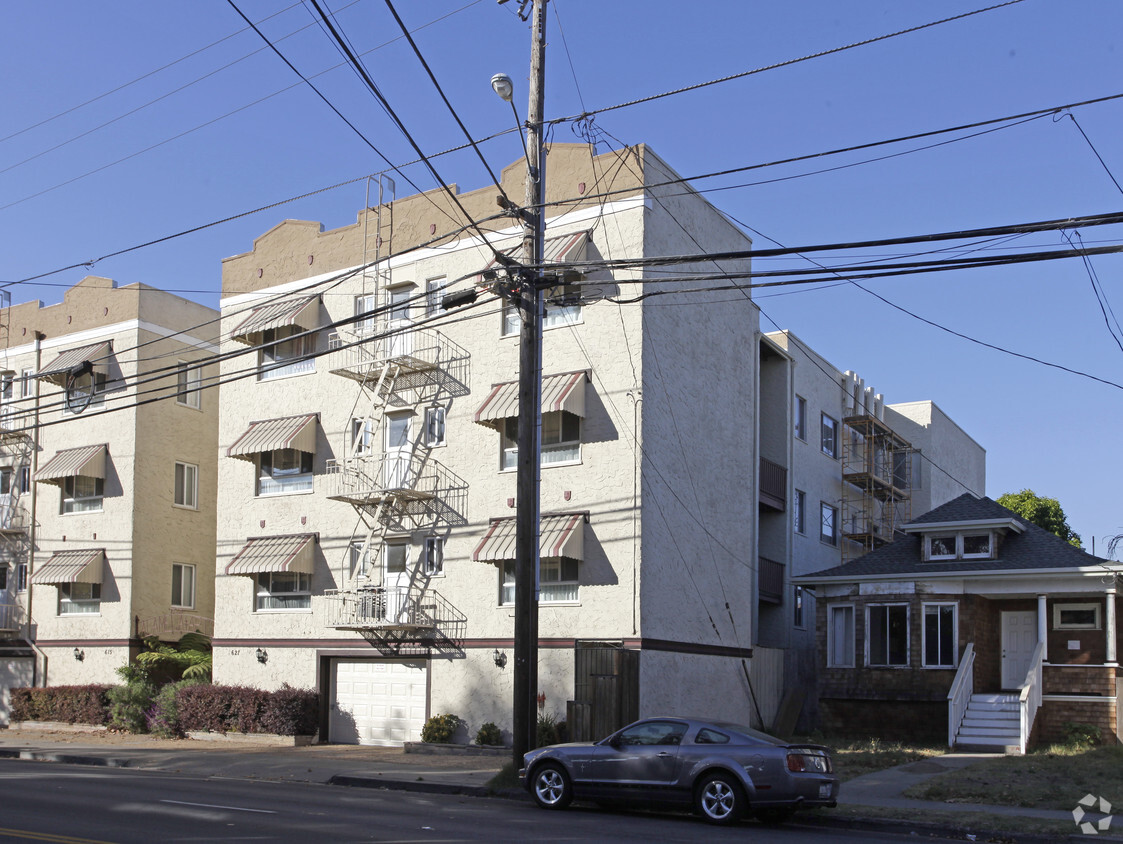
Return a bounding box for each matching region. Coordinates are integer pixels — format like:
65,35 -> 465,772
512,0 -> 547,768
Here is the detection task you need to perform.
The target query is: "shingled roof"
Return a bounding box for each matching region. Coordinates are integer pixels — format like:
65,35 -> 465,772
799,493 -> 1110,581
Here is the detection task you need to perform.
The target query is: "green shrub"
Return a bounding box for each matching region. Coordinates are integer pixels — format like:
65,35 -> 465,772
146,678 -> 205,738
475,721 -> 503,746
1064,721 -> 1102,749
421,713 -> 463,743
535,710 -> 559,748
107,665 -> 156,733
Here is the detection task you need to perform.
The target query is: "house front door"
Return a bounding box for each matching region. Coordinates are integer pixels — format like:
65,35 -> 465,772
386,287 -> 413,358
383,413 -> 412,490
1001,610 -> 1038,689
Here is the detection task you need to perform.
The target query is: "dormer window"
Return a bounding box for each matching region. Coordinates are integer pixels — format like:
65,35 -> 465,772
924,531 -> 995,561
962,534 -> 991,558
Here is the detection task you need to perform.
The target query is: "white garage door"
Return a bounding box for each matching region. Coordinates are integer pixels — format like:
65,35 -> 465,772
329,659 -> 428,746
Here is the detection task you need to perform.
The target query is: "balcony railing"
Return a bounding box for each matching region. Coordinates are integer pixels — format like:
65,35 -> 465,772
324,584 -> 466,643
758,556 -> 784,604
325,453 -> 468,527
327,328 -> 469,399
0,601 -> 26,632
759,457 -> 786,511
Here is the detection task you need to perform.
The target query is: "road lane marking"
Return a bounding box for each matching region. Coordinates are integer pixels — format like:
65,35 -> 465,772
159,799 -> 276,814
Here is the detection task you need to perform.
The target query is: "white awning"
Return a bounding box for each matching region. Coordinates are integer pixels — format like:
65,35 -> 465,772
36,342 -> 112,387
227,413 -> 318,460
225,534 -> 317,576
32,549 -> 105,585
473,371 -> 587,431
473,513 -> 586,562
477,230 -> 590,285
34,444 -> 107,485
229,296 -> 320,345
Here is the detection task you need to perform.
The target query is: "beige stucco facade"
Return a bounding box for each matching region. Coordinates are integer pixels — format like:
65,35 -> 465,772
0,277 -> 219,711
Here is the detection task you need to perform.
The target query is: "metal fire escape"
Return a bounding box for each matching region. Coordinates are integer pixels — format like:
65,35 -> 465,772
0,374 -> 32,637
322,175 -> 470,655
840,373 -> 914,563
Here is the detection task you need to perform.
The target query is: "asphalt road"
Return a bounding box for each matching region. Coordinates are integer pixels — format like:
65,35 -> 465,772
0,759 -> 961,843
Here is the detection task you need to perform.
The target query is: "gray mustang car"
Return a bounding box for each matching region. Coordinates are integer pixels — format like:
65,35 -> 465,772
520,717 -> 838,825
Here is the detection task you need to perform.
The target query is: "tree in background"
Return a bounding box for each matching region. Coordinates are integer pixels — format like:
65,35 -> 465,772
997,489 -> 1082,548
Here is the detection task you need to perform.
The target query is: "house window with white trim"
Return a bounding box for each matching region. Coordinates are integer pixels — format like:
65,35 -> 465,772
174,462 -> 198,509
349,541 -> 371,579
62,476 -> 103,514
501,289 -> 582,335
820,413 -> 838,458
925,532 -> 995,561
424,406 -> 446,448
867,604 -> 909,666
424,536 -> 444,576
502,412 -> 581,470
1053,602 -> 1101,630
827,604 -> 855,667
59,583 -> 101,615
172,563 -> 196,609
257,449 -> 313,495
176,361 -> 201,409
255,571 -> 311,611
16,563 -> 27,592
425,277 -> 444,318
354,294 -> 376,336
351,418 -> 375,456
501,557 -> 578,605
63,372 -> 108,414
922,603 -> 957,668
259,326 -> 314,380
820,502 -> 838,546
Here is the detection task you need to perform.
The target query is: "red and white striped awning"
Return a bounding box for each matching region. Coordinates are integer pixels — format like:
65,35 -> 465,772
477,230 -> 590,284
227,413 -> 318,460
473,513 -> 586,562
473,371 -> 586,431
32,549 -> 105,585
36,342 -> 113,387
229,296 -> 320,345
225,534 -> 317,576
34,444 -> 107,485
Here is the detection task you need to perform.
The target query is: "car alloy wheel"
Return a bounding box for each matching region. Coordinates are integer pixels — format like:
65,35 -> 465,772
695,773 -> 744,825
532,762 -> 573,810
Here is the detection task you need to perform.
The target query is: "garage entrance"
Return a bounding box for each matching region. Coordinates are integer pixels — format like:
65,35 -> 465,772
328,659 -> 428,745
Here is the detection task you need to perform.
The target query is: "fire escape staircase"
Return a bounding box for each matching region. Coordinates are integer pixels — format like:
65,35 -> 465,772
0,425 -> 32,637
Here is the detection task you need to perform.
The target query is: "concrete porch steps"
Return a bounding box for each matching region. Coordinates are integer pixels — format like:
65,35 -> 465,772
955,693 -> 1021,751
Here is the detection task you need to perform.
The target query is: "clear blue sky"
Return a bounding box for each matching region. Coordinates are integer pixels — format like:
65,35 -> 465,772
3,1 -> 1122,550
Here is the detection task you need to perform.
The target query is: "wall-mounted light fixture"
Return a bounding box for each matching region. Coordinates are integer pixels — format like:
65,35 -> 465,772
256,648 -> 268,664
493,649 -> 507,669
73,648 -> 84,661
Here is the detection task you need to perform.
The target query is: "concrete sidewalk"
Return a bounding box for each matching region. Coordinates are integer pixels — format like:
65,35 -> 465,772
0,727 -> 1117,840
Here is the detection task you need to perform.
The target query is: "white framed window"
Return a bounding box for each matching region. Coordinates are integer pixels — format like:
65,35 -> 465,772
255,571 -> 311,611
354,293 -> 376,336
351,418 -> 375,456
501,411 -> 581,470
820,502 -> 837,546
794,396 -> 807,441
925,532 -> 995,561
922,602 -> 957,668
16,563 -> 27,592
500,557 -> 579,605
19,370 -> 33,399
962,533 -> 992,558
259,326 -> 314,380
59,582 -> 101,615
349,541 -> 371,579
425,277 -> 444,318
501,300 -> 520,337
257,449 -> 313,495
423,406 -> 446,448
424,536 -> 444,576
867,604 -> 910,667
928,535 -> 957,560
174,462 -> 198,509
176,361 -> 201,409
794,585 -> 806,628
827,604 -> 855,667
794,490 -> 806,534
1053,602 -> 1101,630
501,291 -> 582,336
820,414 -> 838,458
384,541 -> 408,578
62,476 -> 103,514
63,372 -> 108,414
172,563 -> 196,609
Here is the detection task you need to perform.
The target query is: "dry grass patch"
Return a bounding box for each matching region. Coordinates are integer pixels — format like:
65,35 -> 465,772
817,737 -> 944,782
904,744 -> 1123,810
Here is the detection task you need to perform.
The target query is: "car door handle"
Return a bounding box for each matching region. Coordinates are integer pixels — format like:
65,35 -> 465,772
656,752 -> 673,758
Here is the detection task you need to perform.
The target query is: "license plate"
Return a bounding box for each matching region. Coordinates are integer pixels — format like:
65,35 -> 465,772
818,784 -> 832,799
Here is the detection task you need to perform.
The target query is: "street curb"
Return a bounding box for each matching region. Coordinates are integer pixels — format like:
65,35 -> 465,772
327,775 -> 491,798
0,748 -> 132,768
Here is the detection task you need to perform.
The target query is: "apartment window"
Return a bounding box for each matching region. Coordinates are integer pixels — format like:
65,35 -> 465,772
794,396 -> 807,441
867,604 -> 909,667
174,462 -> 198,509
176,361 -> 201,409
794,585 -> 805,628
501,292 -> 582,336
923,603 -> 957,668
16,563 -> 27,592
257,449 -> 313,495
820,414 -> 838,458
424,536 -> 444,576
384,542 -> 408,579
349,541 -> 371,579
1053,602 -> 1101,630
501,300 -> 521,337
59,582 -> 101,615
171,563 -> 196,609
819,502 -> 837,546
351,418 -> 375,456
354,294 -> 376,336
501,557 -> 578,605
259,326 -> 314,380
425,277 -> 444,318
20,370 -> 33,399
0,568 -> 7,591
794,490 -> 806,534
502,412 -> 581,470
16,466 -> 29,495
62,476 -> 103,514
827,604 -> 855,667
63,372 -> 108,414
255,571 -> 311,611
424,406 -> 446,447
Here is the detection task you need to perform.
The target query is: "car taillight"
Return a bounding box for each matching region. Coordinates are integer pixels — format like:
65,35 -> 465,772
786,753 -> 805,772
787,752 -> 831,773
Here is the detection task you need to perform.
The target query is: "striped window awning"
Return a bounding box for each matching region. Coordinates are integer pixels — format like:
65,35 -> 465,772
36,342 -> 113,387
477,230 -> 590,283
473,371 -> 587,431
32,549 -> 105,585
473,513 -> 586,563
34,444 -> 107,486
227,413 -> 318,460
229,296 -> 320,345
225,534 -> 317,577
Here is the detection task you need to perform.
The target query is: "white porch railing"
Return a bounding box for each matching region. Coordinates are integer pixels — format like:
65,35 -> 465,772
1019,640 -> 1045,754
946,642 -> 975,747
0,601 -> 25,632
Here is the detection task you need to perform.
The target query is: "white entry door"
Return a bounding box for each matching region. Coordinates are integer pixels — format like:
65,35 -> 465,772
382,541 -> 411,624
387,287 -> 413,358
329,659 -> 428,745
1001,610 -> 1038,689
383,413 -> 412,489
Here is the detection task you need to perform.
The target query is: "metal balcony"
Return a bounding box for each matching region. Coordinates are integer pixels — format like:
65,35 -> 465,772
759,457 -> 787,511
759,557 -> 784,604
324,585 -> 465,656
327,328 -> 469,401
0,601 -> 26,633
325,453 -> 468,528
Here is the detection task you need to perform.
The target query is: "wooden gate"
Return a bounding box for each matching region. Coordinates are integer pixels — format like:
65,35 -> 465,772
566,642 -> 639,742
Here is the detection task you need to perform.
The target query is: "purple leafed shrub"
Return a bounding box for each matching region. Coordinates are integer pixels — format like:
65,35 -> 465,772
175,684 -> 317,736
10,685 -> 111,725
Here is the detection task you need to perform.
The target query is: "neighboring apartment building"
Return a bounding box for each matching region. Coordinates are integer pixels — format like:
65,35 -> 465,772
0,277 -> 219,721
